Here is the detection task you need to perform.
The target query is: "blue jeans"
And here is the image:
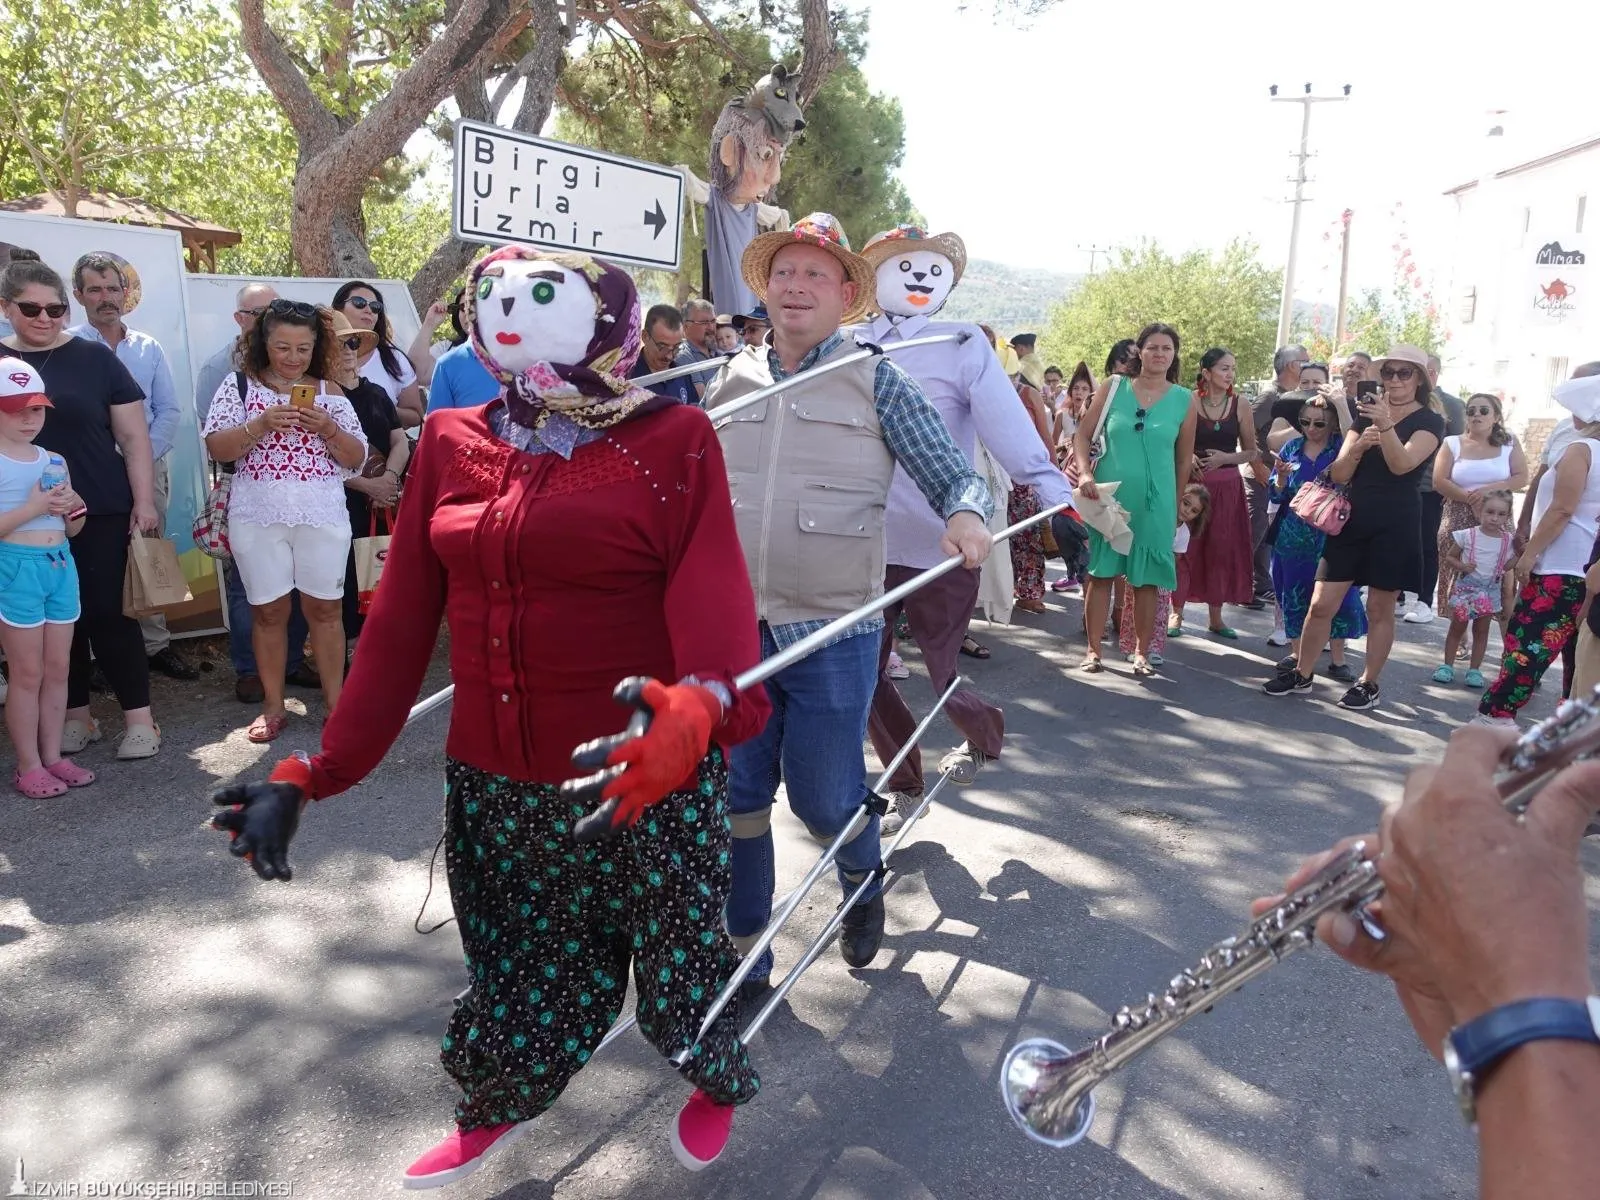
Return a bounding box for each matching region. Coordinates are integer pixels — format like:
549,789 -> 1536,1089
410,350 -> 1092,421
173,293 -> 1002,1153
727,626 -> 882,956
225,561 -> 307,677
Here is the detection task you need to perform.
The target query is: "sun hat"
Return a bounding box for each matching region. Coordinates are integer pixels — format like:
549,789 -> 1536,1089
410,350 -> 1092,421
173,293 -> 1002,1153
1553,373 -> 1600,423
0,356 -> 51,414
741,213 -> 877,325
859,225 -> 968,285
714,313 -> 736,328
1371,344 -> 1430,374
330,309 -> 379,350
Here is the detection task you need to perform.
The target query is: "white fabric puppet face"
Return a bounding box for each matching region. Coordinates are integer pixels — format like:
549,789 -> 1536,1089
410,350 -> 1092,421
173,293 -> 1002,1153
473,258 -> 596,375
875,248 -> 957,318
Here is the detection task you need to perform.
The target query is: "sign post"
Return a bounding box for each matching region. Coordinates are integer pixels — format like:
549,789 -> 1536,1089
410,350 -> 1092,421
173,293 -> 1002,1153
451,119 -> 684,271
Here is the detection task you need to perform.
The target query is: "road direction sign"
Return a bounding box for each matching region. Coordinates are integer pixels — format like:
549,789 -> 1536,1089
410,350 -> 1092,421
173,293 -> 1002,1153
452,120 -> 684,271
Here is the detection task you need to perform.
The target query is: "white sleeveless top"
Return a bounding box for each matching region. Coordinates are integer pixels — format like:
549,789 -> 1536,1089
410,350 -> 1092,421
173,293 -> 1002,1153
1532,438 -> 1600,576
1445,436 -> 1515,491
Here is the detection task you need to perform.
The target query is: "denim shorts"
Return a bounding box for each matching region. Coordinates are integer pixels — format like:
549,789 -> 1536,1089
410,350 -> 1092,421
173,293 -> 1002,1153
0,540 -> 81,628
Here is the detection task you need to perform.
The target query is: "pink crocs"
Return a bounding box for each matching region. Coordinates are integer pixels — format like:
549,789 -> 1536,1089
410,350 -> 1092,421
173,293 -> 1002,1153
671,1089 -> 734,1172
401,1120 -> 527,1190
46,758 -> 96,787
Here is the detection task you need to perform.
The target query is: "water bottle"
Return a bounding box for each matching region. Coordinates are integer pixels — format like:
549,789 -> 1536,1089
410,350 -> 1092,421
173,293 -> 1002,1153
39,453 -> 67,493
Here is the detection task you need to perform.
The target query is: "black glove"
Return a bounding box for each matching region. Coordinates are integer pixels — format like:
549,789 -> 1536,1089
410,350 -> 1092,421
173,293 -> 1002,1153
209,755 -> 312,881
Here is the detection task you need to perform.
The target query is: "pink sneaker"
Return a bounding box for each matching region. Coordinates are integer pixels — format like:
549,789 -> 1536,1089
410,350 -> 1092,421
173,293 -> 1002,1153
671,1089 -> 734,1171
45,758 -> 95,787
401,1121 -> 527,1190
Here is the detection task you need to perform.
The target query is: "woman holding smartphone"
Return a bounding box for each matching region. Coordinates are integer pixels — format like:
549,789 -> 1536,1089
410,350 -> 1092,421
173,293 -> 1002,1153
203,301 -> 367,742
1262,344 -> 1442,709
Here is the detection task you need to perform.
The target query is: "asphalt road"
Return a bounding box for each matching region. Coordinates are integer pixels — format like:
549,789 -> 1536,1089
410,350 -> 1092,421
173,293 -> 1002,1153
4,581 -> 1598,1200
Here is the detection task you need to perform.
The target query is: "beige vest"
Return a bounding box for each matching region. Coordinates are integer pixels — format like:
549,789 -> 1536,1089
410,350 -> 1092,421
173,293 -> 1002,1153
712,340 -> 894,625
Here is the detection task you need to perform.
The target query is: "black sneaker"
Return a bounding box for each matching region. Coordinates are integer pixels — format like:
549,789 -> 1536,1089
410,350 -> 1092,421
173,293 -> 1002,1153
1275,654 -> 1298,673
1326,662 -> 1357,684
148,647 -> 200,681
1262,670 -> 1313,696
838,895 -> 885,968
1338,680 -> 1381,710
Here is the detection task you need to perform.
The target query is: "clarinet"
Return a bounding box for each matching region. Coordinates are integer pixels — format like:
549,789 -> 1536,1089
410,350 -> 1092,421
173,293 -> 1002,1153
1001,688 -> 1600,1148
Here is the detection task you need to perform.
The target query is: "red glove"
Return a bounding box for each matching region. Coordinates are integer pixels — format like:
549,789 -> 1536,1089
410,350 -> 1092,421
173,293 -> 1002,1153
566,679 -> 721,842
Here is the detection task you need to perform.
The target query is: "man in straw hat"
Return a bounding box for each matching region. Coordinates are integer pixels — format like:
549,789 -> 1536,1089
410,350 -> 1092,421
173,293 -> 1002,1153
709,212 -> 994,986
853,225 -> 1071,834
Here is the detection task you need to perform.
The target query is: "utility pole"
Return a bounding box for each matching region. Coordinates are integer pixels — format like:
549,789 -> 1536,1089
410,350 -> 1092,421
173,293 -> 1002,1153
1270,83 -> 1350,348
1078,244 -> 1114,275
1334,208 -> 1353,348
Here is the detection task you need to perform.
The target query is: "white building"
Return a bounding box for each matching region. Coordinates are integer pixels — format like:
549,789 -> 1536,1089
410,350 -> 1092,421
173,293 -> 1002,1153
1442,132 -> 1598,450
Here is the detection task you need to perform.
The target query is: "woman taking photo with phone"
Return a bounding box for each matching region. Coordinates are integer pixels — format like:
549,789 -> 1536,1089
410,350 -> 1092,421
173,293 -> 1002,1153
1262,344 -> 1443,709
202,301 -> 367,742
1072,323 -> 1197,676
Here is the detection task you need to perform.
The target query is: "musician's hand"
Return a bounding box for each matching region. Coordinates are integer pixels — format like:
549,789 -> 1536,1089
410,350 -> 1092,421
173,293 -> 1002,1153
1382,725 -> 1600,1026
208,754 -> 312,882
1251,833 -> 1456,1058
941,510 -> 992,568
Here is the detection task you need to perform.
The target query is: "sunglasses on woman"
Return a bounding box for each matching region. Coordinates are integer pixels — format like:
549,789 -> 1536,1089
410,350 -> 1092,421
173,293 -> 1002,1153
347,295 -> 384,314
268,298 -> 318,318
342,336 -> 362,352
1299,417 -> 1328,429
1379,365 -> 1415,381
1466,405 -> 1495,417
1133,406 -> 1149,432
11,301 -> 69,319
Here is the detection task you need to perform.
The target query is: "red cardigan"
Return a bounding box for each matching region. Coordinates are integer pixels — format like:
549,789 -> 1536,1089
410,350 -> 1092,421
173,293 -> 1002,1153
308,402 -> 770,798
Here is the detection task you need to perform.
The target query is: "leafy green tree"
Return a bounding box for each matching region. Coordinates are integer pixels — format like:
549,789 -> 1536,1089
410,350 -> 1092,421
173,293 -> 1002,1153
0,0 -> 299,273
1295,286 -> 1446,361
1041,240 -> 1281,383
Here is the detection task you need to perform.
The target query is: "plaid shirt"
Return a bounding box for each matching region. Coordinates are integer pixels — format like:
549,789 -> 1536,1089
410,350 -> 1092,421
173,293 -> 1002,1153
764,331 -> 992,652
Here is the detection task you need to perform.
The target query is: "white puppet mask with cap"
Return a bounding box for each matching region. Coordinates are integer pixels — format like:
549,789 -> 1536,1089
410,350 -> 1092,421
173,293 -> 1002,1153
861,227 -> 968,322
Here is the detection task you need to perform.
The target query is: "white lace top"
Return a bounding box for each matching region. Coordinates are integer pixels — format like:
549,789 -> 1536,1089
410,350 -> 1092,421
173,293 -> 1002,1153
202,374 -> 363,529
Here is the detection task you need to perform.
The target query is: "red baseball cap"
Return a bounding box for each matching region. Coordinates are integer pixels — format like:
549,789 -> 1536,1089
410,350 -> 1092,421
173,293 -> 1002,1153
0,356 -> 51,414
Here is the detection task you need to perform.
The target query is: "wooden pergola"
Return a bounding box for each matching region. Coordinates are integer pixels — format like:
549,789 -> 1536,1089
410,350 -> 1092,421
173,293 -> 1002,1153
0,191 -> 242,272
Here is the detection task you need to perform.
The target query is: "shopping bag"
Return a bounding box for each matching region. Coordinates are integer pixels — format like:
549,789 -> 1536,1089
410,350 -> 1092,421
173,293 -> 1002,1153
192,465 -> 232,560
353,509 -> 394,614
123,533 -> 193,618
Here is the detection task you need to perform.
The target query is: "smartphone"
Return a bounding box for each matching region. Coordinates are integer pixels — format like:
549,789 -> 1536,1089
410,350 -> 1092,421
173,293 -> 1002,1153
1356,379 -> 1380,403
289,383 -> 317,409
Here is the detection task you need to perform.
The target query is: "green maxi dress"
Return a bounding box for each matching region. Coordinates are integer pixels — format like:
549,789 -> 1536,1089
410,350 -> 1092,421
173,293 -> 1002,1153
1085,377 -> 1191,591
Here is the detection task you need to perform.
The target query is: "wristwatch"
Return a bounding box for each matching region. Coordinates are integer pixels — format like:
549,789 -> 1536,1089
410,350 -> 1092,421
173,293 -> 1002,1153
1442,996 -> 1600,1126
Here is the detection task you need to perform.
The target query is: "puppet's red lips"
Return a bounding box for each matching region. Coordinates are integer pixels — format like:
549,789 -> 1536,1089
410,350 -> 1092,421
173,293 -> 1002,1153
907,295 -> 930,307
495,332 -> 522,345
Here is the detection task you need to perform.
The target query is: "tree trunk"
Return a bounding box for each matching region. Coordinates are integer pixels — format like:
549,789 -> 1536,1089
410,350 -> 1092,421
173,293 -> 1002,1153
408,0 -> 569,309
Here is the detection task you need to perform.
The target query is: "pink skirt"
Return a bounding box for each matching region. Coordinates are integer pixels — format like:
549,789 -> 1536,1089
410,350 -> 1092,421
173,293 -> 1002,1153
1178,467 -> 1254,607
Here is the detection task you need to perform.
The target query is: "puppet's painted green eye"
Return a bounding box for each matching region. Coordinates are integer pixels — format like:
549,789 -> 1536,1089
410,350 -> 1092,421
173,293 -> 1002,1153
532,280 -> 556,305
477,277 -> 494,301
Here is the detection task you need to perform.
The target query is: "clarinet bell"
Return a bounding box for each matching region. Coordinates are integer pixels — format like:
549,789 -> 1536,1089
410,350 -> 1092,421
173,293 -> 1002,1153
1000,1037 -> 1098,1148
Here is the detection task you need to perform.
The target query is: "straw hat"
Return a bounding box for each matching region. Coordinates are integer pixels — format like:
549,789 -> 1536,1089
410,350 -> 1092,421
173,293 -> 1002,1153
859,225 -> 968,285
740,213 -> 877,325
1371,344 -> 1430,374
330,309 -> 378,350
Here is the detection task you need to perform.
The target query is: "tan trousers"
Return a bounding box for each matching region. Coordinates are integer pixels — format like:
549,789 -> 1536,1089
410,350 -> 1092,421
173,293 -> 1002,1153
1571,625 -> 1600,700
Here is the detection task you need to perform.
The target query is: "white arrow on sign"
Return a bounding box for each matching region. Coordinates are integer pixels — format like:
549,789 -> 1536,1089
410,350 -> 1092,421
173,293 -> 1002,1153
451,119 -> 685,271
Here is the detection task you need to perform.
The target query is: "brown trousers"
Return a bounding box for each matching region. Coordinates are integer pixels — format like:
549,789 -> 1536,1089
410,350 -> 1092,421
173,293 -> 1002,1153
868,563 -> 1005,796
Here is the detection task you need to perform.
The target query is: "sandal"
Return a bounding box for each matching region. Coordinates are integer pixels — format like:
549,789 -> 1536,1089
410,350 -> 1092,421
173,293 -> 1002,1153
1014,597 -> 1048,615
1167,624 -> 1185,638
1207,626 -> 1239,640
117,722 -> 162,760
959,636 -> 992,660
246,713 -> 289,744
1078,654 -> 1104,673
45,758 -> 95,787
14,766 -> 68,799
1131,656 -> 1156,678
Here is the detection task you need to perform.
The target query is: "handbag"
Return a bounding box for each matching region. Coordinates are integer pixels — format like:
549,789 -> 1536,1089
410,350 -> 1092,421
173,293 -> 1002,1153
1087,375 -> 1120,467
1289,471 -> 1351,535
353,507 -> 394,614
192,462 -> 233,560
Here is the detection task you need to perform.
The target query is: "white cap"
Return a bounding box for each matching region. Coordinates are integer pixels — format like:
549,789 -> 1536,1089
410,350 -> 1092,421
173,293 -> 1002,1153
0,356 -> 50,414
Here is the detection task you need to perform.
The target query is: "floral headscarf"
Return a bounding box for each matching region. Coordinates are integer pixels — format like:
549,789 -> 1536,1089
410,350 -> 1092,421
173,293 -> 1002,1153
463,246 -> 656,433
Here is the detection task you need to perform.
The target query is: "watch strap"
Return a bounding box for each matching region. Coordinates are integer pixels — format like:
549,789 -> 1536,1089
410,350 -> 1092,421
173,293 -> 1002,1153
1448,996 -> 1600,1076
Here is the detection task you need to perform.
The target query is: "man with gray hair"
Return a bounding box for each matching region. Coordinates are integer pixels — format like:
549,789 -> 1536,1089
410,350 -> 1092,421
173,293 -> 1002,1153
1247,343 -> 1310,605
194,282 -> 314,703
675,297 -> 722,401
